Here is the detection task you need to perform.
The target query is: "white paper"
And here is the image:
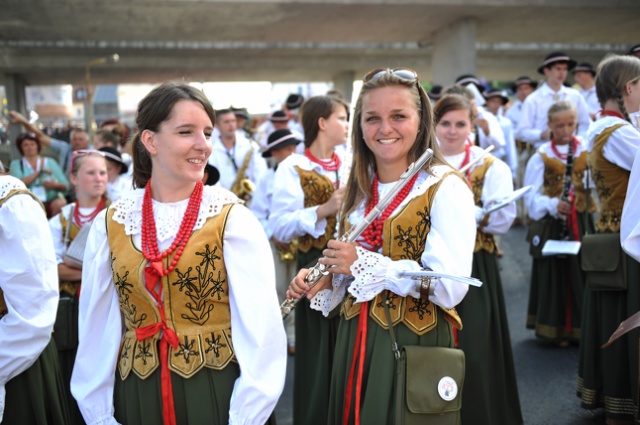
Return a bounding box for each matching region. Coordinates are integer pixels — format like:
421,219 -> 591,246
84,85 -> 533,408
541,240 -> 582,256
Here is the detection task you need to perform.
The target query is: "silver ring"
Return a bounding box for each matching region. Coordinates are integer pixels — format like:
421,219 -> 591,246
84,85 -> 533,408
331,249 -> 336,258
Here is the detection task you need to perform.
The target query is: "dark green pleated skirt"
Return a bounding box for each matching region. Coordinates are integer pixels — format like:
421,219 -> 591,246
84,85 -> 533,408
293,247 -> 340,425
577,249 -> 640,421
2,338 -> 70,425
526,214 -> 591,343
456,249 -> 523,425
328,302 -> 455,425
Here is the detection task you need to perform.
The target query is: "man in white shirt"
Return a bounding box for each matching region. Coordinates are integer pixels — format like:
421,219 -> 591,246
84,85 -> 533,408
484,88 -> 518,178
208,109 -> 267,202
505,76 -> 538,133
572,62 -> 599,120
516,52 -> 591,150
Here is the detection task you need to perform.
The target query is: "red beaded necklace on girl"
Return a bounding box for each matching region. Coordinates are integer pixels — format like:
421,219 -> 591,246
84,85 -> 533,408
304,148 -> 341,171
551,137 -> 578,161
141,180 -> 203,287
73,197 -> 106,227
359,172 -> 420,250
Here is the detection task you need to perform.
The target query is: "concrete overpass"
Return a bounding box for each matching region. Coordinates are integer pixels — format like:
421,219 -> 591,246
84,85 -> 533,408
1,0 -> 639,109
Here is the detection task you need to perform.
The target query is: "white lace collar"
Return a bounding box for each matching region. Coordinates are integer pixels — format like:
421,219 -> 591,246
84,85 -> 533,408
0,175 -> 27,199
110,185 -> 241,243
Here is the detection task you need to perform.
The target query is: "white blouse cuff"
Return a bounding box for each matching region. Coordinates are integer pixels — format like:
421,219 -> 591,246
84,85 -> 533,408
310,274 -> 350,316
300,206 -> 327,238
85,411 -> 120,425
347,246 -> 422,303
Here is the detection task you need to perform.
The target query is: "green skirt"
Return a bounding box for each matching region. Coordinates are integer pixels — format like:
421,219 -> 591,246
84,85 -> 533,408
293,247 -> 340,425
328,301 -> 455,425
456,249 -> 523,425
114,358 -> 276,424
2,338 -> 70,425
577,250 -> 640,421
526,214 -> 591,342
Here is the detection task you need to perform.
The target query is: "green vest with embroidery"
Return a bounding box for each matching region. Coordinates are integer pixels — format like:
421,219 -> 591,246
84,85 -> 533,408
341,171 -> 465,335
107,203 -> 237,381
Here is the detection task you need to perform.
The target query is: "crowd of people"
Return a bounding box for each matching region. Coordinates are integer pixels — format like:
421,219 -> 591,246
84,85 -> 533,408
1,45 -> 640,425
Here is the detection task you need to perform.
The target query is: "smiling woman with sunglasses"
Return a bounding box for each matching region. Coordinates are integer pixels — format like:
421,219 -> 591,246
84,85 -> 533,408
70,81 -> 286,425
287,68 -> 476,424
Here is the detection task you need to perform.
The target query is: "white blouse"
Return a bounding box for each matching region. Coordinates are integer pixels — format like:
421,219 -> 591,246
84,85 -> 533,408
586,116 -> 640,172
444,146 -> 516,235
268,153 -> 340,243
524,139 -> 591,221
621,125 -> 640,261
70,185 -> 287,425
0,176 -> 59,422
311,165 -> 476,316
49,203 -> 103,264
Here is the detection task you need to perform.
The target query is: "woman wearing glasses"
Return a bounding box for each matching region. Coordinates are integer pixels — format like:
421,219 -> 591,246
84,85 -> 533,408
435,94 -> 523,425
48,149 -> 109,425
71,81 -> 286,425
268,94 -> 349,425
288,69 -> 476,424
9,132 -> 69,218
0,172 -> 70,425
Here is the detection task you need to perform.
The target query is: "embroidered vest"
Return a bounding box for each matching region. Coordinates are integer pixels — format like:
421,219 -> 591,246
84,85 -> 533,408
341,172 -> 464,335
588,124 -> 629,232
295,166 -> 336,253
0,189 -> 44,319
107,204 -> 236,381
59,211 -> 82,296
540,151 -> 597,215
469,156 -> 497,254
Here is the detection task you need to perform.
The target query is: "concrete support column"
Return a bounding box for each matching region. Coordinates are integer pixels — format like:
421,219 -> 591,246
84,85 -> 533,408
331,71 -> 355,104
3,73 -> 28,162
431,19 -> 477,87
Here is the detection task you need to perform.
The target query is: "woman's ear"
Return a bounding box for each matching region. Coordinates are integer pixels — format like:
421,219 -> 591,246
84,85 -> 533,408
140,129 -> 157,156
318,117 -> 327,131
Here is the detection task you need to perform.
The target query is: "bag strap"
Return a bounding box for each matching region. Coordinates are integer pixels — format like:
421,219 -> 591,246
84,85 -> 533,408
382,291 -> 401,361
64,205 -> 74,248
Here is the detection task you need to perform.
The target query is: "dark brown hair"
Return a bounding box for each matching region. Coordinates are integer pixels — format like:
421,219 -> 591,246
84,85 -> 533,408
131,81 -> 215,188
434,94 -> 475,124
15,132 -> 41,156
300,95 -> 350,148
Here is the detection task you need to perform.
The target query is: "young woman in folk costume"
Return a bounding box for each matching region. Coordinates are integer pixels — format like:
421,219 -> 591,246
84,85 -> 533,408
49,150 -> 109,425
268,94 -> 349,425
577,54 -> 640,425
287,69 -> 476,425
71,81 -> 286,425
0,173 -> 70,425
434,93 -> 523,425
523,101 -> 596,348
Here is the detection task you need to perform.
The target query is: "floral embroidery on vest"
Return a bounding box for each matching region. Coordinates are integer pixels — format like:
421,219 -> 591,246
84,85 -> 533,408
295,166 -> 336,253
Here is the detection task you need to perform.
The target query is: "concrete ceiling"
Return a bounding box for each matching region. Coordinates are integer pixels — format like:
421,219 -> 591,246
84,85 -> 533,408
1,0 -> 638,85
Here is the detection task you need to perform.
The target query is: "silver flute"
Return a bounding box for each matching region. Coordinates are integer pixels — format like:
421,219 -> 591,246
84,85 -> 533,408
281,148 -> 434,318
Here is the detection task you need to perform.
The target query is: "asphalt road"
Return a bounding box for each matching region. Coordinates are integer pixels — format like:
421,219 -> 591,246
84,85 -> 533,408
274,225 -> 608,425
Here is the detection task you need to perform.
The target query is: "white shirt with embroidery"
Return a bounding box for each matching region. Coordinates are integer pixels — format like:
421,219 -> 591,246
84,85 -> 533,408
622,130 -> 640,261
70,185 -> 286,425
310,166 -> 476,316
0,176 -> 59,422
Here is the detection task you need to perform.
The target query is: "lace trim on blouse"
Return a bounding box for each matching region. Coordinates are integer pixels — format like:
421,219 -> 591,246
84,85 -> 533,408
0,176 -> 26,199
110,185 -> 240,244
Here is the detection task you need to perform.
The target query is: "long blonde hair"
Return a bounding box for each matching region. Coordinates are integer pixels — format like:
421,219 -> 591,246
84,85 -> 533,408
339,70 -> 447,235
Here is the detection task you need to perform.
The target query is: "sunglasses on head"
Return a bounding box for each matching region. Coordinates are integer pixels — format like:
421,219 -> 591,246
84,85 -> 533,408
16,132 -> 38,144
363,68 -> 419,83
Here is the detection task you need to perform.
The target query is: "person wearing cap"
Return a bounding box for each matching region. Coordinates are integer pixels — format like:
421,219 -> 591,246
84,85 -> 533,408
208,108 -> 267,203
505,76 -> 539,131
250,129 -> 301,356
484,88 -> 518,178
256,110 -> 291,151
628,43 -> 640,58
98,146 -> 132,202
516,52 -> 591,150
428,84 -> 443,105
449,78 -> 507,160
231,106 -> 252,140
572,62 -> 599,119
284,93 -> 305,141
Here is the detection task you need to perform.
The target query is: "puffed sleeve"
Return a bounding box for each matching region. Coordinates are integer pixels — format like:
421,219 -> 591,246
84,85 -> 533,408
268,157 -> 327,242
480,158 -> 516,235
49,209 -> 67,264
0,193 -> 59,422
524,151 -> 559,220
70,210 -> 123,425
224,205 -> 287,424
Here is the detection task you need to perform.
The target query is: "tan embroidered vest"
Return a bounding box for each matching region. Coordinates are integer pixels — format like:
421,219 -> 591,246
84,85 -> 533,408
469,156 -> 497,254
540,151 -> 597,215
59,212 -> 82,296
341,172 -> 464,335
295,166 -> 336,253
588,124 -> 629,232
107,203 -> 236,381
0,189 -> 44,319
